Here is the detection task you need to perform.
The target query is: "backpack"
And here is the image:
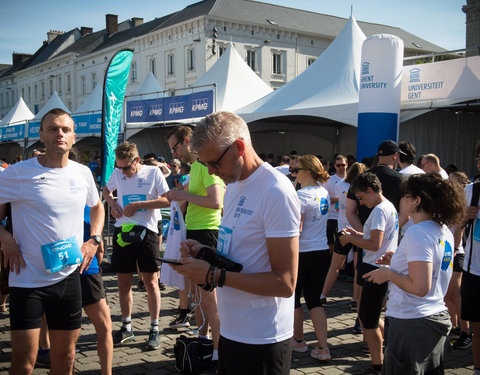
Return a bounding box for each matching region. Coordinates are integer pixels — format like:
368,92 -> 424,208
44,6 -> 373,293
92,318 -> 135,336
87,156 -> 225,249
174,335 -> 213,374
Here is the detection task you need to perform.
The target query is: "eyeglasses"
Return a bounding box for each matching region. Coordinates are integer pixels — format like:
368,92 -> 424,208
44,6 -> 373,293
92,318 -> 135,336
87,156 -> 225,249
475,156 -> 480,162
198,144 -> 232,170
335,163 -> 346,167
170,140 -> 181,154
116,158 -> 136,171
292,167 -> 306,173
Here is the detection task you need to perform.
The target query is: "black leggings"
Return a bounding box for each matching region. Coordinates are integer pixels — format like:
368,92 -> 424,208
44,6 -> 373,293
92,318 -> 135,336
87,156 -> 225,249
294,250 -> 331,310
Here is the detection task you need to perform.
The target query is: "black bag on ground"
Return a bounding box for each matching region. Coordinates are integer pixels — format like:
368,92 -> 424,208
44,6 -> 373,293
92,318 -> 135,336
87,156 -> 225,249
174,335 -> 213,374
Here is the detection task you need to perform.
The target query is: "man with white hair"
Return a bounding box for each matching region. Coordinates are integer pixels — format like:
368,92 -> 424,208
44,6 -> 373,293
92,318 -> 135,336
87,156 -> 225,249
174,111 -> 300,375
419,153 -> 448,179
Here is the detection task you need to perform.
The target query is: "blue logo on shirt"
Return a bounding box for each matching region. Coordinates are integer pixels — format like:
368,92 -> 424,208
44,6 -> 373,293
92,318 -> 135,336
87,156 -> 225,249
439,239 -> 453,271
319,197 -> 329,215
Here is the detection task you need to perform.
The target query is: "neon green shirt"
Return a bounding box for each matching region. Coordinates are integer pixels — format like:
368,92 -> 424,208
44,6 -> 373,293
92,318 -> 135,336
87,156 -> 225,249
185,161 -> 224,230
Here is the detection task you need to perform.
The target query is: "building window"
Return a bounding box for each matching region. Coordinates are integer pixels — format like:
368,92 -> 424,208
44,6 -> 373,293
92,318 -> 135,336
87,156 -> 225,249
91,72 -> 96,89
21,87 -> 25,99
187,48 -> 195,71
168,53 -> 175,75
66,74 -> 71,93
273,53 -> 282,74
57,76 -> 62,94
49,79 -> 53,96
131,61 -> 137,83
41,81 -> 45,99
80,75 -> 86,95
28,86 -> 31,102
307,57 -> 316,67
34,84 -> 38,100
246,50 -> 256,72
150,58 -> 156,76
0,94 -> 3,108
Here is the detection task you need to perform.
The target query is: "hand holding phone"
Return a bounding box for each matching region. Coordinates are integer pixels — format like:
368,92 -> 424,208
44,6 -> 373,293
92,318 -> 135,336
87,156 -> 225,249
156,257 -> 182,265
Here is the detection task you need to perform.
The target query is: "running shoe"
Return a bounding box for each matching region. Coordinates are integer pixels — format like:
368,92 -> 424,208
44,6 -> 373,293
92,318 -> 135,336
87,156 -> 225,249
449,326 -> 461,340
453,331 -> 472,349
36,348 -> 50,368
137,280 -> 146,292
360,365 -> 382,374
146,329 -> 161,350
352,317 -> 362,334
350,300 -> 358,311
310,347 -> 331,361
292,339 -> 308,353
169,309 -> 191,329
113,326 -> 135,345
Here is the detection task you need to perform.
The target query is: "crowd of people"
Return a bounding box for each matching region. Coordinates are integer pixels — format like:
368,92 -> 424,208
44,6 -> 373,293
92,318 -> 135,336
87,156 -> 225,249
0,108 -> 479,375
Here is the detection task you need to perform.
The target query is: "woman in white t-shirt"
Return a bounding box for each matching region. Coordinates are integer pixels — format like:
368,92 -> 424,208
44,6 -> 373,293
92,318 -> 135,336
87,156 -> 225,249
339,173 -> 399,375
322,162 -> 366,306
364,174 -> 465,374
291,155 -> 332,361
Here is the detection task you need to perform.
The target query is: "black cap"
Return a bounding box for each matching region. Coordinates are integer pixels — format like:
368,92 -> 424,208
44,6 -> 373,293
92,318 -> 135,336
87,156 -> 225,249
157,156 -> 165,163
377,140 -> 406,156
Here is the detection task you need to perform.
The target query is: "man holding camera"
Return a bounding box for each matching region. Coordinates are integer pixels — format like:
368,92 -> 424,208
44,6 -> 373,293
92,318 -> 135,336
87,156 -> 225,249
174,112 -> 300,375
103,142 -> 169,351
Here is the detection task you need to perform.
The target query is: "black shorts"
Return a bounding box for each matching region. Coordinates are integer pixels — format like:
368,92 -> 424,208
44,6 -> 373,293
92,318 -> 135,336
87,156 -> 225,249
461,271 -> 480,322
326,219 -> 338,245
334,232 -> 353,256
81,272 -> 106,307
218,335 -> 291,375
295,250 -> 331,310
358,263 -> 388,329
9,270 -> 82,330
187,229 -> 218,248
453,253 -> 465,273
112,227 -> 160,273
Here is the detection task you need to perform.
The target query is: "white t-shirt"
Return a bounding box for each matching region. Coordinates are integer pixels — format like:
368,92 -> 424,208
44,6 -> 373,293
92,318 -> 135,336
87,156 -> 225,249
0,158 -> 99,287
363,200 -> 399,266
297,185 -> 329,252
335,180 -> 350,231
399,164 -> 424,176
464,183 -> 480,276
439,168 -> 449,179
324,174 -> 343,220
386,221 -> 453,319
274,164 -> 290,176
106,165 -> 169,233
216,162 -> 300,345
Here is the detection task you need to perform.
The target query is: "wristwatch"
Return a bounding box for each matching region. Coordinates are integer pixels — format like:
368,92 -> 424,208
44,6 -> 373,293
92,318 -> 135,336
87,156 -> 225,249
89,235 -> 102,244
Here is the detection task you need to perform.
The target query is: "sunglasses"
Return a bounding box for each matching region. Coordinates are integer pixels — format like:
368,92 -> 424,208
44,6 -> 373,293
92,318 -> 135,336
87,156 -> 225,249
335,163 -> 346,167
116,158 -> 136,171
292,167 -> 306,173
198,144 -> 232,170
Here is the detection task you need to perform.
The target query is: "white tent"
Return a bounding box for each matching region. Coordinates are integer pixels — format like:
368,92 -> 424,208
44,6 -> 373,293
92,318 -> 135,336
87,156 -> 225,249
238,16 -> 365,126
33,91 -> 70,121
0,97 -> 34,126
194,43 -> 273,112
133,72 -> 165,100
74,85 -> 102,114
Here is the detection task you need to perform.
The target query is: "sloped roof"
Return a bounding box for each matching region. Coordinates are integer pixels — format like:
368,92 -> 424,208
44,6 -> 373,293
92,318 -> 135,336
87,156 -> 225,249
74,85 -> 102,114
33,91 -> 70,120
134,72 -> 165,99
28,29 -> 81,67
0,97 -> 34,125
238,15 -> 365,125
194,43 -> 273,111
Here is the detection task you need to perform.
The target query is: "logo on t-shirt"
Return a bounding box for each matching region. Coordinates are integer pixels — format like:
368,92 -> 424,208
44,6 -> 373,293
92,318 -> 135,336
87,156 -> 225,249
439,239 -> 453,271
317,197 -> 329,215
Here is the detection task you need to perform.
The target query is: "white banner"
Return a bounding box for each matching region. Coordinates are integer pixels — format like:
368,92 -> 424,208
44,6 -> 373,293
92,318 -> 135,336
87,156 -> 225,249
401,55 -> 480,102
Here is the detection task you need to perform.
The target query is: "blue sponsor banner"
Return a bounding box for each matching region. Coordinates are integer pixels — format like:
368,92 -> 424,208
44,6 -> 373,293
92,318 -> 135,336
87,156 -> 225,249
356,112 -> 398,161
73,113 -> 102,135
28,121 -> 41,138
0,123 -> 26,141
126,90 -> 213,123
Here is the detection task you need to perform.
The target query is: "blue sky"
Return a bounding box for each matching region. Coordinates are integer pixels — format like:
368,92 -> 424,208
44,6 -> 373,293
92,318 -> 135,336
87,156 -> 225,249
0,0 -> 466,65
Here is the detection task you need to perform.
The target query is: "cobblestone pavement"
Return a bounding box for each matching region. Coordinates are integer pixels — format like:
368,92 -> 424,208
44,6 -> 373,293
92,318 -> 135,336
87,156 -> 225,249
0,270 -> 474,375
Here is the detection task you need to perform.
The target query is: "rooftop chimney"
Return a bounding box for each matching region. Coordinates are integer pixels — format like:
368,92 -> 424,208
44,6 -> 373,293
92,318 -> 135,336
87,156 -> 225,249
106,14 -> 118,35
47,30 -> 64,43
80,27 -> 93,36
12,53 -> 32,66
132,17 -> 144,27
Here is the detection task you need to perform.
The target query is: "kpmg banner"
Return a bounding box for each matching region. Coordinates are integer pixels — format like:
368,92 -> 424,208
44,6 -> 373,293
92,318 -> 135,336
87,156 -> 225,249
0,123 -> 26,141
401,55 -> 480,102
126,90 -> 213,123
73,113 -> 102,135
28,121 -> 41,138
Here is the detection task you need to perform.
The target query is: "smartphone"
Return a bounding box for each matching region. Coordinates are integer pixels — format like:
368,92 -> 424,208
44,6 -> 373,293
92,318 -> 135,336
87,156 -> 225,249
156,257 -> 182,265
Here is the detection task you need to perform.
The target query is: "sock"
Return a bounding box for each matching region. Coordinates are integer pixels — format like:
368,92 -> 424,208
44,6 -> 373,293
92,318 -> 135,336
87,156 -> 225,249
122,317 -> 132,331
320,294 -> 326,299
373,364 -> 383,371
212,349 -> 218,361
151,319 -> 159,331
198,334 -> 210,340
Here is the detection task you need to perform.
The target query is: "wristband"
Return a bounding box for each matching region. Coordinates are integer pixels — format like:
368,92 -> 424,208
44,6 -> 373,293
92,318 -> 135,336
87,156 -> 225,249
218,268 -> 226,287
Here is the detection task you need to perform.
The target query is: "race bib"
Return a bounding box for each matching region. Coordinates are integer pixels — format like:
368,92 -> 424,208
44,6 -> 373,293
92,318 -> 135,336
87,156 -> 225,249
474,218 -> 480,242
41,237 -> 83,273
217,225 -> 233,256
123,194 -> 147,212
